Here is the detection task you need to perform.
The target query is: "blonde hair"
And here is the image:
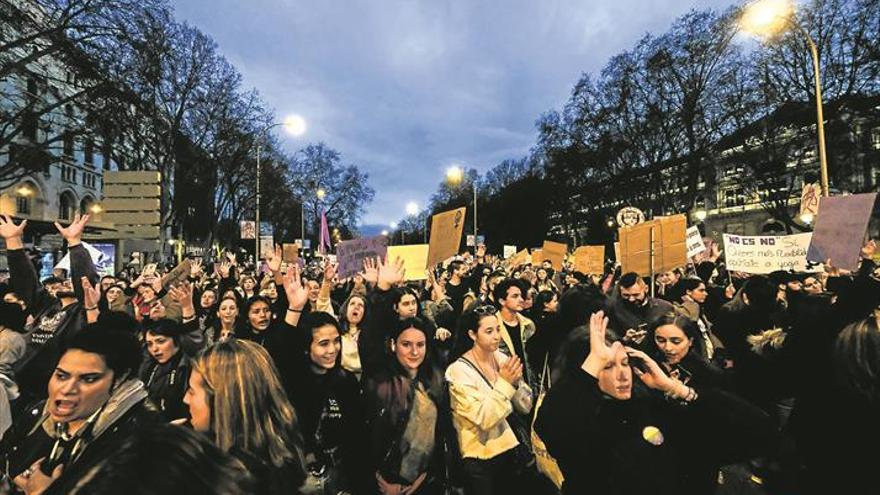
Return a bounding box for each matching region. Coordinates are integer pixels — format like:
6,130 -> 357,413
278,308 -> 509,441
192,339 -> 305,469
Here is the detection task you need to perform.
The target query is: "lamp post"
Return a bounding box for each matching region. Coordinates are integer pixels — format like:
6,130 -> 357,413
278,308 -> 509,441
445,166 -> 477,245
740,0 -> 829,197
254,115 -> 307,261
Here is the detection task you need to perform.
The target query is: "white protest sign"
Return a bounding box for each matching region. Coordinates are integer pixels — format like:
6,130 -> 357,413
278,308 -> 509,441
54,241 -> 104,271
503,245 -> 517,259
723,233 -> 820,274
686,226 -> 706,258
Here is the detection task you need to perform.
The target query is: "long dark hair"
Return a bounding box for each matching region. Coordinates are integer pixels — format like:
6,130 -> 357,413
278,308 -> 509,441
390,317 -> 444,401
645,312 -> 707,364
834,316 -> 880,405
450,305 -> 498,363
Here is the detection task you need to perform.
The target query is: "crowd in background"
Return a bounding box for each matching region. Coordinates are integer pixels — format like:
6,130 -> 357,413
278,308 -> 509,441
0,212 -> 877,495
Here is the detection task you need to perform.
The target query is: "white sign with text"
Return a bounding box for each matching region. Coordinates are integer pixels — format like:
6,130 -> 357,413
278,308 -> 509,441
723,233 -> 819,274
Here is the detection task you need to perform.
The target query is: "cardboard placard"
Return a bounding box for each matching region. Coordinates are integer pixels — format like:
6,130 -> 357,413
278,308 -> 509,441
806,193 -> 877,271
614,242 -> 621,262
724,233 -> 819,274
619,214 -> 687,277
503,245 -> 517,259
574,245 -> 605,275
508,249 -> 531,268
259,236 -> 274,259
282,244 -> 299,263
427,207 -> 466,268
387,244 -> 429,281
162,259 -> 192,289
686,226 -> 707,258
799,182 -> 821,216
335,235 -> 388,279
541,241 -> 567,270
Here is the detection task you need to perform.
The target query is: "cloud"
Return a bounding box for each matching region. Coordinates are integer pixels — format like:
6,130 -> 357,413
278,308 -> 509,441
173,0 -> 734,226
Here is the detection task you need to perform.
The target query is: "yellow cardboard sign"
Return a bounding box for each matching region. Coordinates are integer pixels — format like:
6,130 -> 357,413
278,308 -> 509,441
541,241 -> 568,271
574,245 -> 605,275
427,207 -> 466,268
619,214 -> 687,276
508,249 -> 531,268
387,244 -> 429,281
282,244 -> 299,263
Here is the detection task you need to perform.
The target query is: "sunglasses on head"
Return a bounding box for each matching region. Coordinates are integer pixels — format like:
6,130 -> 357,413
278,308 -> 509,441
474,305 -> 497,316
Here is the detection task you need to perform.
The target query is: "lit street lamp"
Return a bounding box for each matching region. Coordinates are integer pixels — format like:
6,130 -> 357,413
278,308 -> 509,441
446,165 -> 477,247
255,115 -> 307,261
740,0 -> 829,197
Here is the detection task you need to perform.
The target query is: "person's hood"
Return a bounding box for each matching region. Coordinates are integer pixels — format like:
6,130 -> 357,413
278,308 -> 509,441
40,378 -> 148,439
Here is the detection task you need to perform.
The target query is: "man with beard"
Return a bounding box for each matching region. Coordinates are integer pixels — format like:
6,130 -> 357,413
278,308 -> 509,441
607,272 -> 674,343
0,214 -> 97,407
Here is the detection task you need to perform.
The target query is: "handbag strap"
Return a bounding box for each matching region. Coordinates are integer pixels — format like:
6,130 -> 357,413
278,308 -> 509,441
539,354 -> 551,394
457,356 -> 494,388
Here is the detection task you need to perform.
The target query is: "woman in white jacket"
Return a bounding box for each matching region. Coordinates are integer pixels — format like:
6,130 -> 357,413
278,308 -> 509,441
446,305 -> 532,495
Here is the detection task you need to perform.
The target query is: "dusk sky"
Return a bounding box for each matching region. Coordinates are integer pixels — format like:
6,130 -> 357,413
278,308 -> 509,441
172,0 -> 734,229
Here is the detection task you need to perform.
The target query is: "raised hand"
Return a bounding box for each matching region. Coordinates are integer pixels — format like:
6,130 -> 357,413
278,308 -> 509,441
0,215 -> 27,240
499,355 -> 523,385
81,277 -> 100,310
282,264 -> 308,310
861,239 -> 876,260
323,261 -> 337,283
265,244 -> 283,273
625,347 -> 685,396
54,212 -> 90,247
168,282 -> 194,308
377,256 -> 405,290
217,260 -> 232,279
581,310 -> 623,378
189,258 -> 203,278
362,257 -> 379,285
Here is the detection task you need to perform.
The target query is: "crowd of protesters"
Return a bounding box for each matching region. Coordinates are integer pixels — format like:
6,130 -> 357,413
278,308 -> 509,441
0,211 -> 877,495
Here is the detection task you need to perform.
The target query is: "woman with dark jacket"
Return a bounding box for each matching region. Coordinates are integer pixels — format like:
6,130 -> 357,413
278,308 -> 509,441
284,311 -> 369,494
363,316 -> 452,494
0,321 -> 159,494
535,310 -> 774,495
138,319 -> 192,422
644,312 -> 731,390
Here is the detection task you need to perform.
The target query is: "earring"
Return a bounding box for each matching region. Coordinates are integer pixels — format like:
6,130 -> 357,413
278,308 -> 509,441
390,341 -> 396,352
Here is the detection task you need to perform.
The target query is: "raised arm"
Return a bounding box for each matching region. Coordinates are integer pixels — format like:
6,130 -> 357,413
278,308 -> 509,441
56,213 -> 98,303
0,216 -> 43,314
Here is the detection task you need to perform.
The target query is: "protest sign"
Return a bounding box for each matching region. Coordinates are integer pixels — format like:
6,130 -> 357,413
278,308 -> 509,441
724,233 -> 818,274
55,241 -> 106,273
282,244 -> 299,263
531,249 -> 543,264
541,241 -> 567,270
806,193 -> 877,271
574,246 -> 605,274
387,244 -> 429,280
619,215 -> 687,277
240,221 -> 256,239
503,245 -> 517,259
427,207 -> 466,268
259,236 -> 274,259
799,182 -> 821,217
508,249 -> 530,268
614,242 -> 620,262
686,226 -> 707,258
335,235 -> 388,279
162,258 -> 192,289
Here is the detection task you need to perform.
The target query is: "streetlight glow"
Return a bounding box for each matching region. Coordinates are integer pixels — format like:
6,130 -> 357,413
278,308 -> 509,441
446,165 -> 464,184
316,188 -> 326,200
282,114 -> 308,136
740,0 -> 793,37
406,201 -> 419,216
694,209 -> 708,222
89,203 -> 104,215
390,222 -> 398,230
381,230 -> 389,236
15,185 -> 33,197
799,212 -> 814,225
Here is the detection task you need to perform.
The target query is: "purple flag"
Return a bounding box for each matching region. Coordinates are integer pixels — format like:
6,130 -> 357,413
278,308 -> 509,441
319,209 -> 332,254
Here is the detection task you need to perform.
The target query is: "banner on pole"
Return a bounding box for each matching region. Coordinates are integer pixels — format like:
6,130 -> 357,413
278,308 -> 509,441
724,233 -> 819,274
619,214 -> 687,277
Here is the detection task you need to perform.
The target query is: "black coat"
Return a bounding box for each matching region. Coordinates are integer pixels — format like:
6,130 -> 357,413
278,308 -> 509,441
535,368 -> 775,495
0,396 -> 160,494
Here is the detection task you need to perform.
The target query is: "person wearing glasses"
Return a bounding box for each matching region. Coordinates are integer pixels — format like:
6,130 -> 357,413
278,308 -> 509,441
446,305 -> 533,495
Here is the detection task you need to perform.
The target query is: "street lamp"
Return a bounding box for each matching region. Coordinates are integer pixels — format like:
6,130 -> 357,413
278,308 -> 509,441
15,185 -> 33,197
255,115 -> 307,261
799,212 -> 814,225
740,0 -> 829,197
446,165 -> 477,246
694,209 -> 708,222
406,201 -> 419,216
